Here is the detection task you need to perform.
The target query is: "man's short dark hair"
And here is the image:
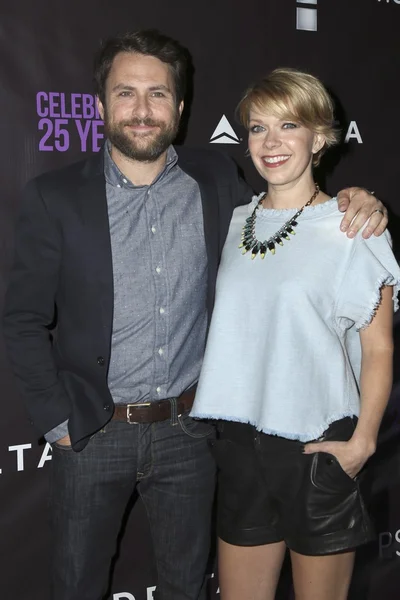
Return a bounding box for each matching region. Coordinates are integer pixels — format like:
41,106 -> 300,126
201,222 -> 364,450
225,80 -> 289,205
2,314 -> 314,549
94,29 -> 189,107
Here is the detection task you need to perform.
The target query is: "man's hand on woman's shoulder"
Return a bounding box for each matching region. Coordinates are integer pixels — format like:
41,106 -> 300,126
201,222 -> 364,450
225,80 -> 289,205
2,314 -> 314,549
337,187 -> 388,239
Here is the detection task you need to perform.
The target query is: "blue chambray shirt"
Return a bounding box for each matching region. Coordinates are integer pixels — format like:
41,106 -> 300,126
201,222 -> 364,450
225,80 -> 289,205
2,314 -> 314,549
46,143 -> 208,442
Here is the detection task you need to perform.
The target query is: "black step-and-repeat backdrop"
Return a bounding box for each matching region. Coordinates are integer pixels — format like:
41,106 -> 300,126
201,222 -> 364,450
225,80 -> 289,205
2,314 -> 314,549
1,1 -> 400,598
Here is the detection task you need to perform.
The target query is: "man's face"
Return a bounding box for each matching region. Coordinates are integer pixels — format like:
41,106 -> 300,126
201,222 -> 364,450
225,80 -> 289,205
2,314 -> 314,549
97,52 -> 183,162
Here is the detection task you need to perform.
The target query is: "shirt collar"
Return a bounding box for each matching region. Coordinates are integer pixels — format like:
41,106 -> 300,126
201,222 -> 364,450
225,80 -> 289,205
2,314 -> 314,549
104,141 -> 178,189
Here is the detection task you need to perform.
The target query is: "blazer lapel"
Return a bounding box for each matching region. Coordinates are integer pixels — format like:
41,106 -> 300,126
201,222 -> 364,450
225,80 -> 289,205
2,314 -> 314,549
77,152 -> 114,340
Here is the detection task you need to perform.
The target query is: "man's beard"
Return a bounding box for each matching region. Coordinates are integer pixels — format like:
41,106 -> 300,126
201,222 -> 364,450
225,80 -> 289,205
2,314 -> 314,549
104,112 -> 180,162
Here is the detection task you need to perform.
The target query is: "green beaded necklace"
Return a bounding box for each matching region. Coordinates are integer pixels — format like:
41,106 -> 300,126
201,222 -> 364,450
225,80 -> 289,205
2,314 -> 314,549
239,184 -> 320,260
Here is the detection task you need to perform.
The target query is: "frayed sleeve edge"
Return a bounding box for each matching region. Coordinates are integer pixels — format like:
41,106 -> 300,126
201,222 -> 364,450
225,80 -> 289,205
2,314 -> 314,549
355,274 -> 400,331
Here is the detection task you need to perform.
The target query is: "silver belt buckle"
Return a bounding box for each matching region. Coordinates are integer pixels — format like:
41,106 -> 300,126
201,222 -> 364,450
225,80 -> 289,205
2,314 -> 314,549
126,402 -> 151,424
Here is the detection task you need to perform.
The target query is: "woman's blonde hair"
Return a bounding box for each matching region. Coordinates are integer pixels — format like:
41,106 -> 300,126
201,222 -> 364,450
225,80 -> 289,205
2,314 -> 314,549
237,68 -> 340,166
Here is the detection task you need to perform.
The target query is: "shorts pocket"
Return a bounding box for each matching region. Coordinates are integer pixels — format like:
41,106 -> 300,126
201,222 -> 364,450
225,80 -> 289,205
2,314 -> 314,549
310,451 -> 357,494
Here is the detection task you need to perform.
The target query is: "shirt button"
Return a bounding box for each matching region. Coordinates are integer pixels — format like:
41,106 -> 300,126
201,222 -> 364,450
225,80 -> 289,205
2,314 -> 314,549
159,307 -> 165,314
122,178 -> 128,184
117,184 -> 121,188
97,356 -> 105,366
158,348 -> 164,356
156,267 -> 161,274
103,404 -> 111,411
151,226 -> 156,233
156,386 -> 161,393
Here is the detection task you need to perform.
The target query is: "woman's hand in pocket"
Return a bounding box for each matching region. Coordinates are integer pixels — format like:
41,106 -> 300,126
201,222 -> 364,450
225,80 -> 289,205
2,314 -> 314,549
303,438 -> 375,479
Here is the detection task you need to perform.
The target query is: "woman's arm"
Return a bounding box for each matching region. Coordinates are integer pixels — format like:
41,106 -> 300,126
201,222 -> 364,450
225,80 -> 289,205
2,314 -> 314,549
304,286 -> 394,477
351,285 -> 394,453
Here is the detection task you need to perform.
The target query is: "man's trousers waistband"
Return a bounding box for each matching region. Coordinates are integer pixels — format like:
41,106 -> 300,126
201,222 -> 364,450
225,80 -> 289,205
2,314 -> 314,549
111,388 -> 196,424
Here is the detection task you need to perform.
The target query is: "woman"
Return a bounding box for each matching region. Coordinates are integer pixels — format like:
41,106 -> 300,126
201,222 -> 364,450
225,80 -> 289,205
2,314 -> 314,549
190,68 -> 400,600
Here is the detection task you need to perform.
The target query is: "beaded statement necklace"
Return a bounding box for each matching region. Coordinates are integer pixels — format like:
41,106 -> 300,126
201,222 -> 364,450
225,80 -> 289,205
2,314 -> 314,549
239,184 -> 320,259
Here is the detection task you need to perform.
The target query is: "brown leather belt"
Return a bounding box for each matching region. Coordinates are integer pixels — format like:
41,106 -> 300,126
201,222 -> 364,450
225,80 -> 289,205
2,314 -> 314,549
112,388 -> 196,424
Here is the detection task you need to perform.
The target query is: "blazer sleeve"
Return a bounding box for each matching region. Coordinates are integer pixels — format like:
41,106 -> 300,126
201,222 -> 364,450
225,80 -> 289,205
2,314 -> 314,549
218,151 -> 254,208
3,179 -> 71,435
235,170 -> 254,208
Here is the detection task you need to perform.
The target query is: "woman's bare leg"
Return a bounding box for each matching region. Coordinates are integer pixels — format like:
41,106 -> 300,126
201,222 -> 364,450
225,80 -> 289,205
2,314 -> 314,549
290,549 -> 355,600
218,538 -> 286,600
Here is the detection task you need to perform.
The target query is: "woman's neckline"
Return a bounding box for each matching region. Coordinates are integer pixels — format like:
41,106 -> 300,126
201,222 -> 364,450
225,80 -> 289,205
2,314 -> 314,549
248,193 -> 338,221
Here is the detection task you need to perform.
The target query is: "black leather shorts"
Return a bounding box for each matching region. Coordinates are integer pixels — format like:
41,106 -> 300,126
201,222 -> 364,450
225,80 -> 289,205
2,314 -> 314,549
210,417 -> 374,555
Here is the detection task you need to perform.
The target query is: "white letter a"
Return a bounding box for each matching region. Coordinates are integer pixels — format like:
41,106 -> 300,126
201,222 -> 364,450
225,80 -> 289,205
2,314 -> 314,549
345,121 -> 363,144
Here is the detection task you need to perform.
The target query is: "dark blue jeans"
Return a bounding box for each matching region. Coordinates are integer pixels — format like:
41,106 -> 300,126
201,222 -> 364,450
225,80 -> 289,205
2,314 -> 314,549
49,406 -> 216,600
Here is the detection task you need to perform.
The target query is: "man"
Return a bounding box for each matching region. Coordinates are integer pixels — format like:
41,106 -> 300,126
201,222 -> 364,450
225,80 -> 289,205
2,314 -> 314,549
3,30 -> 387,600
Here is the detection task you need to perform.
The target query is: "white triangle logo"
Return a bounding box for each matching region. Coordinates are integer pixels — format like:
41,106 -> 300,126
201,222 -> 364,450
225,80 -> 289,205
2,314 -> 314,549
210,115 -> 240,144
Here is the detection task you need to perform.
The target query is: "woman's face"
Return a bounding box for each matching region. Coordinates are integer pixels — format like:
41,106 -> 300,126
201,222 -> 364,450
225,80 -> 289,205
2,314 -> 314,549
248,107 -> 325,189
